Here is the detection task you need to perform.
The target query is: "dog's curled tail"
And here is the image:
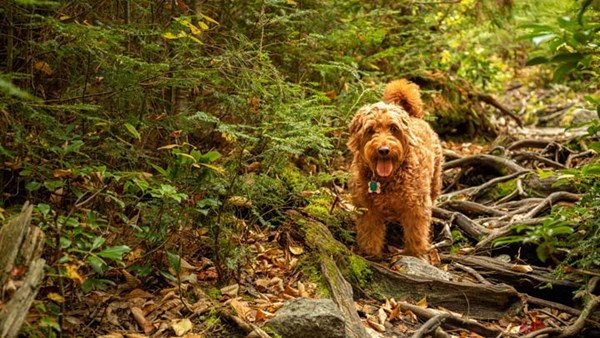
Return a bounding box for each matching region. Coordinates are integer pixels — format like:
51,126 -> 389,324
383,79 -> 424,119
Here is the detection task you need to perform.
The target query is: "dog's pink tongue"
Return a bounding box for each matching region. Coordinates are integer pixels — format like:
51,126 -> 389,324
376,159 -> 393,177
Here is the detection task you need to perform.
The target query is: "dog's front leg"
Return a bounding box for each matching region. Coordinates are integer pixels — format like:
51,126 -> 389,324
356,210 -> 386,256
399,206 -> 431,257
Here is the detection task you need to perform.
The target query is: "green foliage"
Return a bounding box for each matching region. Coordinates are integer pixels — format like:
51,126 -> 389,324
493,217 -> 574,263
520,0 -> 600,82
494,157 -> 600,265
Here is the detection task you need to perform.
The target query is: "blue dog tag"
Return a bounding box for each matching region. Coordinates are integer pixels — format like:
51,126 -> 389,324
368,180 -> 381,194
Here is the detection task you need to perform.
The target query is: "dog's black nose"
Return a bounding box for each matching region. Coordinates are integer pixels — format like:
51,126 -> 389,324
378,146 -> 390,156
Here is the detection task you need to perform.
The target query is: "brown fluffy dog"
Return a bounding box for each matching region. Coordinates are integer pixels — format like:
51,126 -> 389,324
348,79 -> 443,257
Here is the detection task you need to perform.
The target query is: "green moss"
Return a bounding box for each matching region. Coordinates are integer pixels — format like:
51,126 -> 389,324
487,179 -> 517,200
205,287 -> 222,299
348,255 -> 372,288
300,256 -> 331,298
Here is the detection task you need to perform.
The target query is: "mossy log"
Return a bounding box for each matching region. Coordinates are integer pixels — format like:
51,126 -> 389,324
0,202 -> 46,338
288,210 -> 521,320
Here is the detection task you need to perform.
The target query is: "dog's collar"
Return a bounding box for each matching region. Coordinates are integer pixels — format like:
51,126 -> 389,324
368,179 -> 381,194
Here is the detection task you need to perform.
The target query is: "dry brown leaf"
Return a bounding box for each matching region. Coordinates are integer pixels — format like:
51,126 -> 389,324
377,307 -> 387,324
298,281 -> 309,298
229,298 -> 248,321
121,269 -> 141,290
124,288 -> 154,300
458,247 -> 475,255
34,60 -> 53,75
171,318 -> 193,336
283,285 -> 300,297
367,317 -> 385,332
270,277 -> 284,292
255,278 -> 270,290
220,283 -> 240,298
255,308 -> 276,322
387,306 -> 401,322
53,168 -> 73,178
511,264 -> 533,273
130,306 -> 155,334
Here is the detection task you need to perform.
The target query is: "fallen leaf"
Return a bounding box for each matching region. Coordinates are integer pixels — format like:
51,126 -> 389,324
121,269 -> 141,290
124,288 -> 154,300
283,285 -> 299,297
53,168 -> 73,178
34,60 -> 53,75
220,283 -> 239,298
387,306 -> 401,322
367,317 -> 385,332
289,245 -> 304,255
131,306 -> 155,334
229,298 -> 248,321
171,318 -> 193,336
64,263 -> 84,285
47,292 -> 65,303
377,307 -> 387,324
416,297 -> 428,308
511,264 -> 533,273
255,308 -> 276,322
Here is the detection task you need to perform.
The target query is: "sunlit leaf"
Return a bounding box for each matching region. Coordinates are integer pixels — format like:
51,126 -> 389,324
532,33 -> 557,46
124,122 -> 141,141
162,32 -> 178,39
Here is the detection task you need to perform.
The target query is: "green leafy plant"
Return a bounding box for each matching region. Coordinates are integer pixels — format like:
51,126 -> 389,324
521,1 -> 600,82
493,217 -> 574,263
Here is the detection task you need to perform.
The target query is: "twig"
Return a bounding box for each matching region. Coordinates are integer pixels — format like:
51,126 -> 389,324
566,149 -> 597,168
507,139 -> 552,151
454,263 -> 491,284
433,207 -> 490,239
438,200 -> 507,217
475,92 -> 524,127
512,151 -> 566,169
410,313 -> 451,338
523,191 -> 580,219
558,277 -> 600,337
398,301 -> 502,337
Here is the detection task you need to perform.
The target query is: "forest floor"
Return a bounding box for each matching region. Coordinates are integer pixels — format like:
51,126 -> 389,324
14,77 -> 599,338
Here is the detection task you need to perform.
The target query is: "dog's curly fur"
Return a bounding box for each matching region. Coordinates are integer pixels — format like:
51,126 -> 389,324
348,79 -> 443,257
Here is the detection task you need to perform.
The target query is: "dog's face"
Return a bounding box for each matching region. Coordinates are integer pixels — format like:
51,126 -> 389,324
348,102 -> 416,178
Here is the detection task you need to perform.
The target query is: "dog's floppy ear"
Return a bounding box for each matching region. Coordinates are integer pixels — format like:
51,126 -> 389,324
383,79 -> 424,119
347,107 -> 369,153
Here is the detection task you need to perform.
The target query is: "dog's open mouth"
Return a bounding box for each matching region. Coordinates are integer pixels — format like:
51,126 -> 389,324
376,159 -> 394,177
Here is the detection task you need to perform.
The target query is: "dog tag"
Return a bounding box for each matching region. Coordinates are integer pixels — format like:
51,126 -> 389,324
368,180 -> 381,194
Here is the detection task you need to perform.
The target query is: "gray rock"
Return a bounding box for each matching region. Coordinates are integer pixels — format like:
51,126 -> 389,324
390,256 -> 451,281
266,298 -> 346,338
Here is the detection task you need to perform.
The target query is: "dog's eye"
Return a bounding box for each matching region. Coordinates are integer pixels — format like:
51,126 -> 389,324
366,127 -> 375,135
390,126 -> 399,133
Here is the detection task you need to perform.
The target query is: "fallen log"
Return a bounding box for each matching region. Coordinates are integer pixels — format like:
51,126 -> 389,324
289,210 -> 521,321
0,202 -> 46,338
